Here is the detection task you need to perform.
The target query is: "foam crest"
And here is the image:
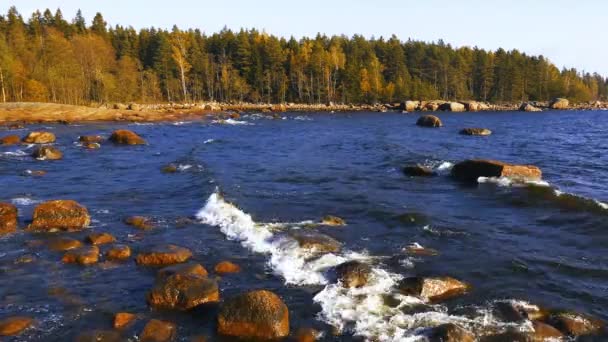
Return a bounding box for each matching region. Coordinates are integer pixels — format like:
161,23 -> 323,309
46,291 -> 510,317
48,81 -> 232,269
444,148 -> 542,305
212,118 -> 252,125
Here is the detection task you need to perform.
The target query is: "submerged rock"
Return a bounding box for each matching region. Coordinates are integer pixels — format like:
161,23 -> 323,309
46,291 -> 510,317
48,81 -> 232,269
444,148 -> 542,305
75,330 -> 122,342
532,321 -> 563,340
549,98 -> 569,109
109,130 -> 146,145
105,244 -> 131,261
214,261 -> 241,274
548,312 -> 604,336
82,142 -> 101,149
78,135 -> 104,144
335,260 -> 372,288
397,276 -> 469,302
147,274 -> 219,310
158,262 -> 208,278
113,312 -> 136,329
124,216 -> 153,230
0,203 -> 18,235
320,215 -> 346,226
428,323 -> 474,342
290,231 -> 341,254
136,245 -> 193,266
47,237 -> 83,251
32,146 -> 63,160
0,135 -> 21,145
403,244 -> 439,256
86,232 -> 116,245
27,200 -> 91,232
0,316 -> 34,336
218,290 -> 289,339
451,159 -> 542,182
140,319 -> 176,342
62,246 -> 99,265
161,164 -> 178,173
459,128 -> 492,136
295,328 -> 320,342
22,131 -> 56,144
403,165 -> 435,177
416,115 -> 442,127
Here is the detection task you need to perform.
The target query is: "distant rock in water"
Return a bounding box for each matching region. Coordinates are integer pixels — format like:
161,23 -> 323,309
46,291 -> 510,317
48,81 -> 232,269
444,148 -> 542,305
22,131 -> 56,144
439,102 -> 466,112
397,276 -> 469,302
451,159 -> 542,182
0,203 -> 18,235
109,129 -> 146,145
549,98 -> 569,109
27,200 -> 90,232
459,128 -> 492,136
519,102 -> 542,112
403,164 -> 435,177
136,244 -> 193,266
32,146 -> 63,160
78,135 -> 104,143
320,215 -> 346,226
290,231 -> 342,255
416,115 -> 442,127
0,135 -> 21,145
335,260 -> 372,288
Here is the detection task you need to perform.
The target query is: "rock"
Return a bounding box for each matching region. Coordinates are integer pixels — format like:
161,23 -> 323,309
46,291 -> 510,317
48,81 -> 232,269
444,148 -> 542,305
320,215 -> 346,226
416,115 -> 442,127
105,244 -> 131,261
109,130 -> 146,145
479,330 -> 529,342
271,104 -> 287,112
428,323 -> 474,342
113,103 -> 128,110
125,216 -> 153,230
25,170 -> 46,177
140,319 -> 176,342
27,200 -> 90,232
519,103 -> 542,112
83,142 -> 101,149
290,231 -> 341,254
31,146 -> 63,160
459,128 -> 492,136
22,131 -> 56,144
214,261 -> 241,274
532,321 -> 563,341
451,159 -> 542,182
218,290 -> 289,339
439,102 -> 466,112
403,165 -> 435,177
424,101 -> 444,111
229,112 -> 241,120
158,262 -> 208,278
548,312 -> 604,336
403,244 -> 438,256
549,98 -> 569,110
295,328 -> 319,342
6,123 -> 25,129
79,135 -> 104,144
335,260 -> 372,288
397,276 -> 469,302
86,232 -> 116,245
403,101 -> 420,112
76,330 -> 122,342
113,312 -> 136,329
62,246 -> 99,265
492,301 -> 527,322
0,135 -> 21,145
136,245 -> 193,266
461,101 -> 482,112
128,103 -> 141,111
0,203 -> 18,235
0,316 -> 33,336
47,237 -> 83,251
162,164 -> 178,173
147,273 -> 219,310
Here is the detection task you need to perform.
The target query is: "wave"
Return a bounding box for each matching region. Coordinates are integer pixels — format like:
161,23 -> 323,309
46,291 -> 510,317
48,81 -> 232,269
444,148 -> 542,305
211,118 -> 252,125
196,191 -> 536,341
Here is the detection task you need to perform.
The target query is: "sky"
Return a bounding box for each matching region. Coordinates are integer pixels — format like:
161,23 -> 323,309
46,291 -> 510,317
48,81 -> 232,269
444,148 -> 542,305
7,0 -> 608,75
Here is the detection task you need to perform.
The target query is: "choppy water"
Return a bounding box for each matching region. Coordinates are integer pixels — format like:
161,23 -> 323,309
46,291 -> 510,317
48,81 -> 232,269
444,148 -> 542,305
1,110 -> 607,341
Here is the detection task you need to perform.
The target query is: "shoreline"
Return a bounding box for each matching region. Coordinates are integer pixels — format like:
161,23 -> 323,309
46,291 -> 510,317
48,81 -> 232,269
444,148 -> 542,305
0,100 -> 606,124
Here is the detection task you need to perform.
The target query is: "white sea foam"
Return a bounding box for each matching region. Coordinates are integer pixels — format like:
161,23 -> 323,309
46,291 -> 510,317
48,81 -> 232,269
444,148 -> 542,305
212,118 -> 252,125
294,115 -> 312,121
1,150 -> 28,157
11,197 -> 40,206
203,139 -> 215,144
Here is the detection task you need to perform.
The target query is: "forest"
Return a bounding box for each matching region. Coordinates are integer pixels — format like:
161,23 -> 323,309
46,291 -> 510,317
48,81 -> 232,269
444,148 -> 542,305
0,7 -> 606,105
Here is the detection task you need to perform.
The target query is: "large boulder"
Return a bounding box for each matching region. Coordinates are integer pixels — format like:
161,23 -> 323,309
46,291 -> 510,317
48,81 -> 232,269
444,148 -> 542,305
290,231 -> 341,255
218,290 -> 289,339
136,245 -> 193,266
32,146 -> 63,160
519,102 -> 542,112
0,203 -> 18,235
461,101 -> 482,112
0,316 -> 34,336
439,102 -> 466,112
0,135 -> 21,145
459,128 -> 492,136
27,200 -> 91,232
109,130 -> 146,145
397,276 -> 469,302
532,321 -> 563,340
452,159 -> 542,182
147,274 -> 219,310
335,261 -> 372,288
416,115 -> 442,128
22,131 -> 56,144
423,101 -> 445,111
403,101 -> 420,112
549,98 -> 569,110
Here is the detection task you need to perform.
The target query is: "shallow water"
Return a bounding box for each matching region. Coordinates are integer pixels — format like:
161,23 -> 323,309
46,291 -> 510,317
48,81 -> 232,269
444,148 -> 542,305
1,110 -> 607,341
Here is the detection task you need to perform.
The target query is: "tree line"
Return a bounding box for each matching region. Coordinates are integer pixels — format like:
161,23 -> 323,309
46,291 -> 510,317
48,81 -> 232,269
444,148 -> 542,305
0,7 -> 606,105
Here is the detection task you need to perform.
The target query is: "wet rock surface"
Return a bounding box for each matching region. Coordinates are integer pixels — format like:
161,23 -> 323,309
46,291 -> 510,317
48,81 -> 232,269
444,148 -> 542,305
403,164 -> 435,177
0,202 -> 18,234
31,145 -> 63,160
214,261 -> 240,274
22,131 -> 56,144
140,319 -> 176,342
105,244 -> 131,260
335,260 -> 372,288
27,200 -> 91,232
136,245 -> 193,266
0,316 -> 34,336
62,245 -> 99,265
416,115 -> 443,127
290,231 -> 342,254
109,129 -> 146,145
147,274 -> 219,310
452,159 -> 542,182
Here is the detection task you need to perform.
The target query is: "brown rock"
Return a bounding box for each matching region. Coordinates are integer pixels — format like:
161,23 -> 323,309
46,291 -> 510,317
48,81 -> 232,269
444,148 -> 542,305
416,115 -> 442,127
25,170 -> 46,177
113,312 -> 136,329
47,237 -> 83,251
158,262 -> 208,278
320,215 -> 346,226
452,159 -> 542,182
22,131 -> 56,144
0,203 -> 18,234
136,245 -> 193,266
83,142 -> 101,149
62,246 -> 99,265
335,260 -> 372,288
140,319 -> 176,342
404,244 -> 439,256
218,290 -> 289,339
403,101 -> 420,112
428,323 -> 474,342
109,130 -> 146,145
403,165 -> 435,177
76,329 -> 122,342
519,103 -> 542,112
459,128 -> 492,136
27,200 -> 90,232
86,232 -> 116,245
79,135 -> 104,144
214,261 -> 241,274
105,244 -> 131,261
162,164 -> 178,173
290,231 -> 341,254
125,216 -> 153,230
549,312 -> 604,336
532,321 -> 563,341
296,328 -> 319,342
439,102 -> 466,112
549,98 -> 569,110
147,274 -> 219,310
0,135 -> 21,145
397,276 -> 469,302
0,316 -> 33,336
31,146 -> 63,160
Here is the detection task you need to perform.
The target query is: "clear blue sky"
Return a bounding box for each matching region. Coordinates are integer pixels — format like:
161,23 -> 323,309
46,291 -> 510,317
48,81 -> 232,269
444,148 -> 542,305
8,0 -> 608,75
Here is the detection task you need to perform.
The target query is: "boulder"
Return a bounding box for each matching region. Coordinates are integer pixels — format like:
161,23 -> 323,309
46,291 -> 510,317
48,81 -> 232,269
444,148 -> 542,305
519,103 -> 542,112
0,135 -> 21,145
295,328 -> 319,342
548,312 -> 604,336
78,135 -> 104,143
403,101 -> 420,112
549,98 -> 569,109
125,216 -> 153,230
335,260 -> 372,288
47,237 -> 83,251
0,203 -> 18,235
158,262 -> 208,278
424,101 -> 444,111
109,130 -> 146,145
113,312 -> 136,329
113,103 -> 128,110
105,244 -> 131,261
459,128 -> 492,136
86,232 -> 116,245
83,142 -> 101,149
214,261 -> 241,274
320,215 -> 346,226
428,323 -> 474,342
76,330 -> 122,342
62,246 -> 99,265
136,245 -> 193,266
452,159 -> 542,182
0,316 -> 34,336
290,232 -> 341,254
22,131 -> 56,144
32,146 -> 63,160
416,115 -> 442,128
127,103 -> 141,111
397,276 -> 469,301
403,165 -> 435,177
147,274 -> 219,310
27,200 -> 91,232
439,102 -> 466,112
532,321 -> 563,340
218,290 -> 289,339
140,320 -> 176,342
461,101 -> 482,112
